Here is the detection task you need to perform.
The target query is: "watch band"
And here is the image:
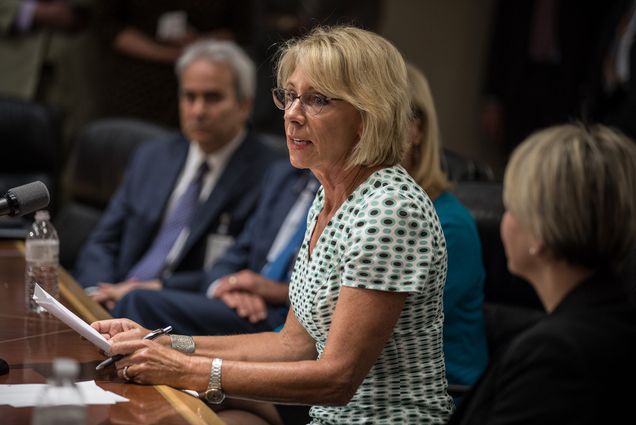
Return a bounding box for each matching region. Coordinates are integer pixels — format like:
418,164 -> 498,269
200,358 -> 225,404
209,357 -> 223,391
170,334 -> 195,353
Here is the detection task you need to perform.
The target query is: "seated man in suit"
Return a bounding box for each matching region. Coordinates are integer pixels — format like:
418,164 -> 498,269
73,39 -> 281,309
111,160 -> 318,335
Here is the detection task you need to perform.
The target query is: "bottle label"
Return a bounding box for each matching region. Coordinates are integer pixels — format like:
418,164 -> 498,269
25,240 -> 59,263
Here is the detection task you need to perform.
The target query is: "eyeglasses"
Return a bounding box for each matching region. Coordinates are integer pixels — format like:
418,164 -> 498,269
271,88 -> 343,116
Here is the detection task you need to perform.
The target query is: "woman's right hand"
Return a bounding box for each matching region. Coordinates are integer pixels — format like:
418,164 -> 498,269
111,339 -> 210,390
91,318 -> 150,343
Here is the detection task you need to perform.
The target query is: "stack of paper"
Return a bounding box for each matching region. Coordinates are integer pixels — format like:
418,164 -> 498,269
0,380 -> 129,407
32,283 -> 111,352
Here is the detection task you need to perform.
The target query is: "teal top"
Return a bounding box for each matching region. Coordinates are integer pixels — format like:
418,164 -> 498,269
434,192 -> 488,387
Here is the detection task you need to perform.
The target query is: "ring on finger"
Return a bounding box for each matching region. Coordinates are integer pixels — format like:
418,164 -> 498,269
123,365 -> 132,381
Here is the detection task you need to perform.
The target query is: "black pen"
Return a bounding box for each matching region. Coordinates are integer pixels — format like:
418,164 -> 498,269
95,325 -> 172,370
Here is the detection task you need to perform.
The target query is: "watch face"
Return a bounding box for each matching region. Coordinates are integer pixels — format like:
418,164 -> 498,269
204,388 -> 225,404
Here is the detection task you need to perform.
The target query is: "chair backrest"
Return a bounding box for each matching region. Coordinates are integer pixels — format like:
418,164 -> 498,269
452,181 -> 542,309
442,148 -> 495,182
0,96 -> 60,204
65,118 -> 173,209
452,181 -> 545,383
56,118 -> 172,268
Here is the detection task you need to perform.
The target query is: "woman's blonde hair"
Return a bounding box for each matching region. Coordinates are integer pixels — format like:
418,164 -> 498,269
504,123 -> 636,272
406,63 -> 451,199
275,26 -> 410,168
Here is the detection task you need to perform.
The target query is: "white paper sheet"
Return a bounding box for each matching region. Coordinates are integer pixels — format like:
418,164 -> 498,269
32,284 -> 111,353
0,380 -> 129,407
182,389 -> 199,398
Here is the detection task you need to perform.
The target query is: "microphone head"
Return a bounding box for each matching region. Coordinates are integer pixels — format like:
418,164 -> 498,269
6,181 -> 50,217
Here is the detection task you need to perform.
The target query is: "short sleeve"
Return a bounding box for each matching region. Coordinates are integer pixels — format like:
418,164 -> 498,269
341,191 -> 437,293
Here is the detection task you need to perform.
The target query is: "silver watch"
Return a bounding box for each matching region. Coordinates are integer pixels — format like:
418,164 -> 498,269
200,358 -> 225,404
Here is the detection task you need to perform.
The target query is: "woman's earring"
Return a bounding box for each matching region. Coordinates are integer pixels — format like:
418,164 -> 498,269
529,246 -> 538,256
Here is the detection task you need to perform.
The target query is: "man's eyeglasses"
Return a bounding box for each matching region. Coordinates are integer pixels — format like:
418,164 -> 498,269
271,88 -> 342,116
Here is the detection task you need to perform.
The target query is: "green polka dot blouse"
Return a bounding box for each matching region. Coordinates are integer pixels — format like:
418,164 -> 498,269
289,166 -> 453,424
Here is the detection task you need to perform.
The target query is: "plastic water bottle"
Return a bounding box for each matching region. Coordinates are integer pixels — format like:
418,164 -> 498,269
25,210 -> 59,313
31,358 -> 86,425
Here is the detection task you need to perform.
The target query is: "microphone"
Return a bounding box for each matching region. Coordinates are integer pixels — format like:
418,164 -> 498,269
0,358 -> 8,375
0,181 -> 50,217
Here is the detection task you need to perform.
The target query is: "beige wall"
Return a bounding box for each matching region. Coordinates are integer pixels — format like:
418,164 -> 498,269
380,0 -> 502,175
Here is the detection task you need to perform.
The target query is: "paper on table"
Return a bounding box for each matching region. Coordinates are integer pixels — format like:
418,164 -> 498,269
0,380 -> 129,407
77,380 -> 129,404
32,283 -> 111,353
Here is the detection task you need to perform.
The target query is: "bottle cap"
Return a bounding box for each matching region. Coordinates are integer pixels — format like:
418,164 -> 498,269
52,358 -> 79,380
35,210 -> 50,221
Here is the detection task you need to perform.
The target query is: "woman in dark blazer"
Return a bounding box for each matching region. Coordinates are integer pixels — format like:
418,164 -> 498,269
448,123 -> 636,425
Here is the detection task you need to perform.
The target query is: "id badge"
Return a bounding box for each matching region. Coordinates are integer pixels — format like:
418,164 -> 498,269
204,234 -> 234,268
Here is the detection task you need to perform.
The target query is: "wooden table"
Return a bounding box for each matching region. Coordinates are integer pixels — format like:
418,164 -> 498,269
0,240 -> 223,425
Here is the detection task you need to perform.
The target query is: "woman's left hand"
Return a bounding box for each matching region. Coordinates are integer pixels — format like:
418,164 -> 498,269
92,318 -> 149,343
91,279 -> 162,309
213,270 -> 265,297
213,270 -> 289,305
112,339 -> 210,390
219,291 -> 268,323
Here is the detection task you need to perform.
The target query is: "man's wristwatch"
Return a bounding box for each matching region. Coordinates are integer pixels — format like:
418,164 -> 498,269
200,358 -> 225,404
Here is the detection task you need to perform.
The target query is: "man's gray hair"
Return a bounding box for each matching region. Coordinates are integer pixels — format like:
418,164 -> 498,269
176,40 -> 256,101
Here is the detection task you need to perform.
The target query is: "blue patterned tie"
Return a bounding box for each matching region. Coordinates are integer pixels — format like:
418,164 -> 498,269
126,162 -> 209,280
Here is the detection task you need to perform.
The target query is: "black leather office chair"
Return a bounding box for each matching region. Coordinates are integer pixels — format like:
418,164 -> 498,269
55,118 -> 172,269
0,96 -> 60,207
442,148 -> 495,182
447,181 -> 545,397
453,181 -> 542,309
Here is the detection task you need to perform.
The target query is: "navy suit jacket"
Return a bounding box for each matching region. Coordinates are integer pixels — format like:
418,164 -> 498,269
448,272 -> 636,425
200,159 -> 316,292
109,160 -> 318,335
73,131 -> 281,290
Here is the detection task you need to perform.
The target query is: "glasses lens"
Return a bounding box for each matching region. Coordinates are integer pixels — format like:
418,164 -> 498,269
271,89 -> 327,115
303,94 -> 326,115
272,88 -> 286,110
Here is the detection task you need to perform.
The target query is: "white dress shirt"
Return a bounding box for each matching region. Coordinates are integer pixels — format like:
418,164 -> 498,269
163,130 -> 245,269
